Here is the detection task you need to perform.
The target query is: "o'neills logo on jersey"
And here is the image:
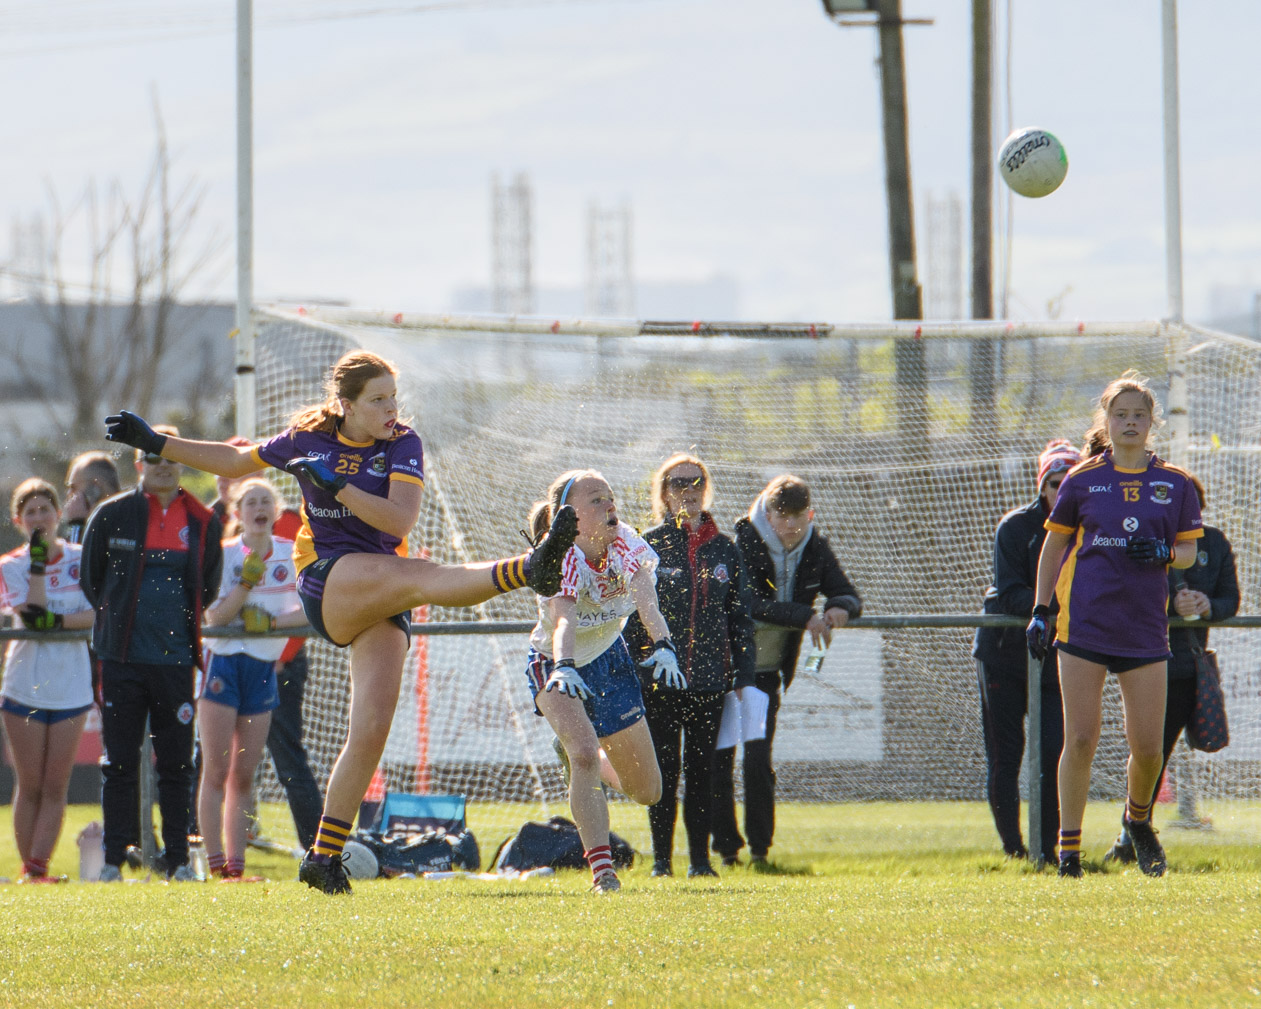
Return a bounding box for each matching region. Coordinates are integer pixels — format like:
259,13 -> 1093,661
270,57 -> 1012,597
1150,480 -> 1173,504
1093,534 -> 1129,547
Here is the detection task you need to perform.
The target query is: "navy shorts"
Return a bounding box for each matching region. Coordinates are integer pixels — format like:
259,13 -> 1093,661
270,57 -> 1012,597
297,555 -> 411,647
0,697 -> 93,724
202,653 -> 280,716
525,637 -> 646,739
1055,641 -> 1171,674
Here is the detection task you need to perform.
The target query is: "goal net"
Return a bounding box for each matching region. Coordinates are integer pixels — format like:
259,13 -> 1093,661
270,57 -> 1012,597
248,308 -> 1261,835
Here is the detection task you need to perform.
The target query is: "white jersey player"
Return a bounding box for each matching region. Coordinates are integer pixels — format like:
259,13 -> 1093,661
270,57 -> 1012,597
524,469 -> 682,892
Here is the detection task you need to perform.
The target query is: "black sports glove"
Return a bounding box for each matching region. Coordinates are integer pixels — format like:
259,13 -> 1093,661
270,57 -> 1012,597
1126,536 -> 1172,565
28,529 -> 49,576
104,410 -> 168,457
1026,604 -> 1052,661
284,457 -> 347,494
18,603 -> 63,632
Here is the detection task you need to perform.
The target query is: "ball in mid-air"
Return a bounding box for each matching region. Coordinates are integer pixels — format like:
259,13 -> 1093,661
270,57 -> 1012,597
997,128 -> 1068,198
340,839 -> 379,880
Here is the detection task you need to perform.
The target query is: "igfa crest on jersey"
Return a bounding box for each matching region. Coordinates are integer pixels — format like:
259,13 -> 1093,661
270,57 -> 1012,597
1150,480 -> 1173,504
369,453 -> 388,476
1198,550 -> 1209,567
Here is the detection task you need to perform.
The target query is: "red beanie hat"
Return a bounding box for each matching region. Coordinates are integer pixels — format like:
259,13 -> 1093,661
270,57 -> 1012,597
1037,439 -> 1081,490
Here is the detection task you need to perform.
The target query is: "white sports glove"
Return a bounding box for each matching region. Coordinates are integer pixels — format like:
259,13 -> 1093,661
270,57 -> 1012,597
545,660 -> 592,700
640,639 -> 686,690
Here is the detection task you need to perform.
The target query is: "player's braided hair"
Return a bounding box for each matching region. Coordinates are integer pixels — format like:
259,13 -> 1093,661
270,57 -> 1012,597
290,349 -> 398,434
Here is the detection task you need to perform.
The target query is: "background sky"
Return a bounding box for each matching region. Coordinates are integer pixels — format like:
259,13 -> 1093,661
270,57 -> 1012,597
2,0 -> 1259,325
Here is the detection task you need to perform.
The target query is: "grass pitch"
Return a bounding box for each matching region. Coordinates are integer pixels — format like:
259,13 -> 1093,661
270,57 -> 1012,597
1,800 -> 1258,1009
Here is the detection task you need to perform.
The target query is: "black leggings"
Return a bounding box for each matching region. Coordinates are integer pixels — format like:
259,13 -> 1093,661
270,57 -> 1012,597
644,688 -> 724,866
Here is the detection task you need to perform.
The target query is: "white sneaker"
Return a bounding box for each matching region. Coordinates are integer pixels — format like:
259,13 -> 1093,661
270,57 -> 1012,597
591,871 -> 621,893
169,864 -> 199,882
98,864 -> 123,882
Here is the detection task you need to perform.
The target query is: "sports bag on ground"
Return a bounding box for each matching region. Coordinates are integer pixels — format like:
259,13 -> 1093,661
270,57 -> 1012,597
490,816 -> 635,873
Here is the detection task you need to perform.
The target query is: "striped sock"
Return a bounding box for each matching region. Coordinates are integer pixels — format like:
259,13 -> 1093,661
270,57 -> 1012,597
1058,829 -> 1082,862
207,851 -> 226,876
585,844 -> 614,884
1126,795 -> 1153,824
312,816 -> 353,861
23,857 -> 48,878
224,856 -> 246,878
491,554 -> 529,593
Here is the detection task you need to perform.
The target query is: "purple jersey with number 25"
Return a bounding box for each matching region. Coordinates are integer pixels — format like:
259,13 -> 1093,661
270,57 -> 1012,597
252,424 -> 425,575
1046,450 -> 1202,657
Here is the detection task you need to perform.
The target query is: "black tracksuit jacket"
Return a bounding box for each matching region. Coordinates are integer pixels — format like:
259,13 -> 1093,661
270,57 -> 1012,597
734,517 -> 863,690
625,514 -> 757,693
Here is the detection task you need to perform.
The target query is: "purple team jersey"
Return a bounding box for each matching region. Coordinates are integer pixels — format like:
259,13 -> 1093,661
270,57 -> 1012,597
1046,450 -> 1202,657
252,424 -> 425,574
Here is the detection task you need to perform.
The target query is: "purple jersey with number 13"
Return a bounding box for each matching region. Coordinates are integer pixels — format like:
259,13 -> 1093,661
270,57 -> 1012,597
1045,450 -> 1202,657
252,424 -> 425,575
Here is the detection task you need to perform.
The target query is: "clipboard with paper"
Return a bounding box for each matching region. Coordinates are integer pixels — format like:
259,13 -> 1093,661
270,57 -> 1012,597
716,686 -> 770,750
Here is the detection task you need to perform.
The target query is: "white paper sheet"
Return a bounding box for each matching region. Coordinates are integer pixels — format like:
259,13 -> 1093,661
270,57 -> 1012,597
716,686 -> 770,749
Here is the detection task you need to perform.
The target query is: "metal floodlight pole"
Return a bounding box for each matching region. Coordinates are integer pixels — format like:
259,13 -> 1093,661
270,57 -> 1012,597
235,0 -> 256,439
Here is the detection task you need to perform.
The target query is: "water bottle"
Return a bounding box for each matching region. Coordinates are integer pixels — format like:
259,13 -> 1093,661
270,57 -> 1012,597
188,836 -> 209,881
803,646 -> 827,675
78,821 -> 105,882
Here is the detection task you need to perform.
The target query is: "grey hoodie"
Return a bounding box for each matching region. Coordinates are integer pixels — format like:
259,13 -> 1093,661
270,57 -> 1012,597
749,493 -> 813,674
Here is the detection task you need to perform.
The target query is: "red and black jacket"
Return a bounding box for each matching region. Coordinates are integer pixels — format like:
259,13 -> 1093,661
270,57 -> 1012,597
625,514 -> 756,694
80,486 -> 223,667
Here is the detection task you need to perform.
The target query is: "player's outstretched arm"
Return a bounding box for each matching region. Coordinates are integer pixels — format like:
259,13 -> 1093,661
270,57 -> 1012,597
104,411 -> 262,478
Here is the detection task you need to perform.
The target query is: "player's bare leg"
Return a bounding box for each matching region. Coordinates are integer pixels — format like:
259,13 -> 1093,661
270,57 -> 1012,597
599,720 -> 662,806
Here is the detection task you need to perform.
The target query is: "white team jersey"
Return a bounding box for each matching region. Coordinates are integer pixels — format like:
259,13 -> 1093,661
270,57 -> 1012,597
207,537 -> 302,661
529,521 -> 658,667
0,542 -> 93,709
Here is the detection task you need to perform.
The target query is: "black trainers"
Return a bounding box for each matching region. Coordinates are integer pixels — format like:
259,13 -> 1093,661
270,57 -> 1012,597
1103,828 -> 1136,865
299,850 -> 352,894
1058,853 -> 1083,878
650,859 -> 673,878
1124,816 -> 1167,877
687,862 -> 719,878
719,853 -> 740,868
525,506 -> 578,596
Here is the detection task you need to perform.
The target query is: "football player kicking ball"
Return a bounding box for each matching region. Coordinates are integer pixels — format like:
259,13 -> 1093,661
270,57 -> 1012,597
104,349 -> 577,894
525,470 -> 674,892
1027,371 -> 1202,879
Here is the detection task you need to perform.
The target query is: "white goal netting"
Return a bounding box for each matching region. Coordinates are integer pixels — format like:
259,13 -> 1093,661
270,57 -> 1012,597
249,308 -> 1261,830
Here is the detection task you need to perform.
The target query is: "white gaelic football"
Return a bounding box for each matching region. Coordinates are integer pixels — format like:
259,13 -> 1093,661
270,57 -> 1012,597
340,840 -> 379,880
997,128 -> 1068,198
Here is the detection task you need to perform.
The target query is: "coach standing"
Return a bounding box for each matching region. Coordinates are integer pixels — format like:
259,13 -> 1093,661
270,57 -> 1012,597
80,427 -> 223,881
972,439 -> 1078,864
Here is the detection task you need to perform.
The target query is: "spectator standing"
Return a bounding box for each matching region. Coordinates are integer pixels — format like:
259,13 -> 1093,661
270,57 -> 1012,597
199,479 -> 307,879
972,440 -> 1078,863
80,428 -> 224,881
0,480 -> 96,880
1105,474 -> 1238,862
712,474 -> 862,866
624,454 -> 756,878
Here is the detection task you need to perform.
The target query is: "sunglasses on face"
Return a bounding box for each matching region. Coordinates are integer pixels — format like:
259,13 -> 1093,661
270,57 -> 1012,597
666,474 -> 706,492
